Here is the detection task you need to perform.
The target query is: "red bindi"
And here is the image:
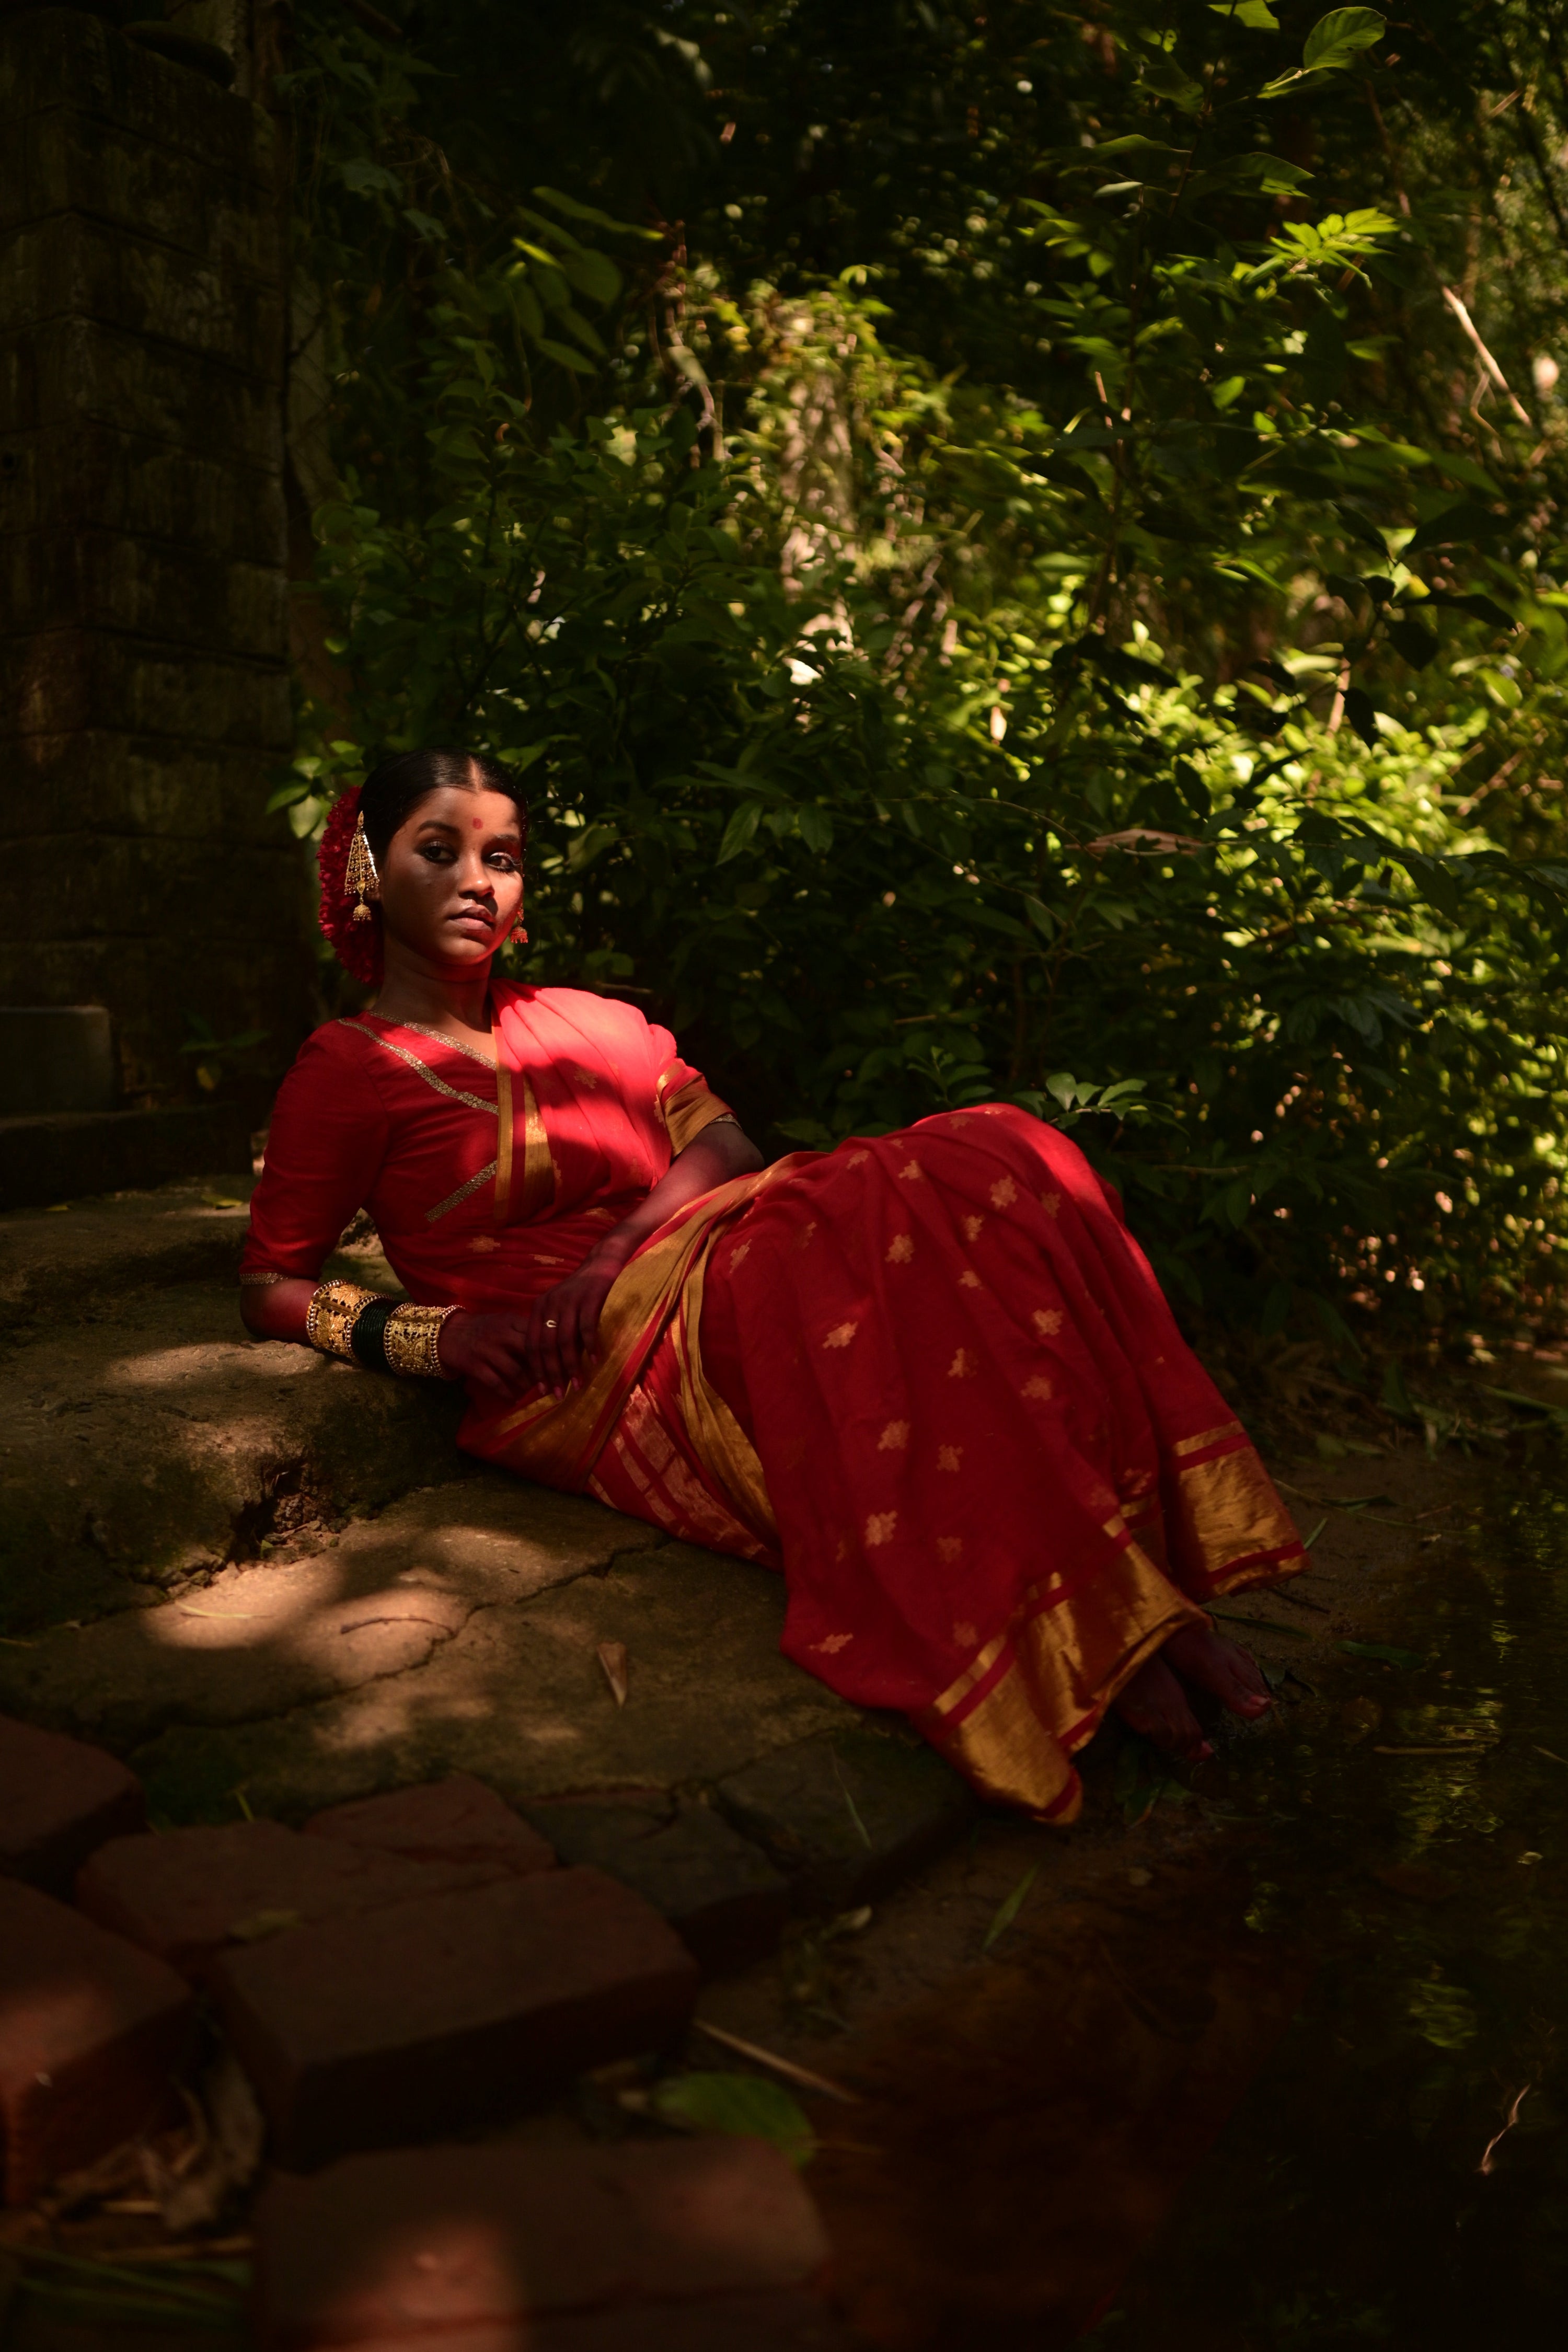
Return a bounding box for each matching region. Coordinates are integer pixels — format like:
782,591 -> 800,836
471,816 -> 483,828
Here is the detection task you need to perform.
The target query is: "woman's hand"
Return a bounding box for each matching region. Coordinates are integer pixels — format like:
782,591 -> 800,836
523,1246 -> 629,1393
437,1241 -> 632,1399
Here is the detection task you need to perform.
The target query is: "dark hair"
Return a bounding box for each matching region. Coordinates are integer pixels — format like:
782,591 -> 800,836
359,748 -> 528,867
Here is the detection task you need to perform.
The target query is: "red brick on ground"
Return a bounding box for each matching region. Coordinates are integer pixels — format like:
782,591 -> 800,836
216,1868 -> 700,2169
528,2294 -> 859,2349
75,1821 -> 506,1982
0,1714 -> 145,1897
305,1776 -> 555,1879
252,2136 -> 832,2349
0,1878 -> 193,2207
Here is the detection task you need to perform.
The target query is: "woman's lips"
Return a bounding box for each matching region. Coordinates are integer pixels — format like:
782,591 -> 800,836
448,909 -> 495,936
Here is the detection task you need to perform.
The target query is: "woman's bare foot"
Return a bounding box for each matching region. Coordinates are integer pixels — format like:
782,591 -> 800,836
1114,1654 -> 1214,1762
1161,1623 -> 1273,1720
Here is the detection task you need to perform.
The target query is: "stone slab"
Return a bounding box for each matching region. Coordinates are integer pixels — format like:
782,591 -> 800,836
525,1795 -> 790,1976
0,1172 -> 259,1315
252,2137 -> 830,2348
215,1869 -> 700,2169
0,1285 -> 477,1634
306,1777 -> 556,1880
76,1819 -> 509,1982
0,1006 -> 116,1116
0,1876 -> 193,2206
0,1108 -> 253,1213
714,1726 -> 975,1915
130,1540 -> 857,1825
0,1476 -> 666,1741
0,1712 -> 144,1894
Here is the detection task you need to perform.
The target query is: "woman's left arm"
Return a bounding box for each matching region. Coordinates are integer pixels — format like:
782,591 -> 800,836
441,1118 -> 763,1399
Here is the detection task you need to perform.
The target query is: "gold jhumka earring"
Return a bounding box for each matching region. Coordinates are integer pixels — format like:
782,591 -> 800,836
343,812 -> 381,923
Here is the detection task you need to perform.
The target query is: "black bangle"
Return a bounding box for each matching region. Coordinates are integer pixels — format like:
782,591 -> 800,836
350,1296 -> 398,1371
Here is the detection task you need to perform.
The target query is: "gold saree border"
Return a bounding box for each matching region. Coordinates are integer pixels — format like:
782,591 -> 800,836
659,1068 -> 735,1158
914,1528 -> 1206,1823
1168,1436 -> 1306,1596
468,1165 -> 777,1485
493,1055 -> 514,1226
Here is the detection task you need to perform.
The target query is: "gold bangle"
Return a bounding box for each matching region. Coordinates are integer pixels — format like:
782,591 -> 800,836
304,1279 -> 381,1363
384,1301 -> 462,1380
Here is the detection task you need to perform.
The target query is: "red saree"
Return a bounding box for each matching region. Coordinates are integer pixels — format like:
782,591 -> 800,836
245,982 -> 1304,1823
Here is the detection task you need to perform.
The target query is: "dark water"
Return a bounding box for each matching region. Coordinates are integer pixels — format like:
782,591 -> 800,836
809,1444 -> 1568,2348
1102,1443 -> 1568,2347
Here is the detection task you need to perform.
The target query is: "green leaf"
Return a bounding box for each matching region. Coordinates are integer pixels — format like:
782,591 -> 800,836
1403,502 -> 1505,558
1342,687 -> 1380,750
983,1866 -> 1040,1953
534,335 -> 593,372
1339,1640 -> 1422,1669
1385,619 -> 1439,668
1302,8 -> 1386,72
1208,1 -> 1279,24
717,801 -> 764,863
559,247 -> 622,306
532,184 -> 663,240
649,2073 -> 817,2167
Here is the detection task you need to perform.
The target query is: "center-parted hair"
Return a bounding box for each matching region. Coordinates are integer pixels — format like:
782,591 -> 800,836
359,747 -> 529,866
317,748 -> 529,987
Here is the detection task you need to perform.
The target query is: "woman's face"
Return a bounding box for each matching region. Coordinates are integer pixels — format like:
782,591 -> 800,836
377,785 -> 525,969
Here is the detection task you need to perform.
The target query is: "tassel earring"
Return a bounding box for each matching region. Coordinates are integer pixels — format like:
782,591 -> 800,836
343,812 -> 381,923
510,921 -> 529,946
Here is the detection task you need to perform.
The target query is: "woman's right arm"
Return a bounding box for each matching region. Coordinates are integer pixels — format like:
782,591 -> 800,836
239,1035 -> 390,1343
239,1277 -> 320,1343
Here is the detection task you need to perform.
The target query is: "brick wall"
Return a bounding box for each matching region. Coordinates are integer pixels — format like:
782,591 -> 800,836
0,7 -> 313,1107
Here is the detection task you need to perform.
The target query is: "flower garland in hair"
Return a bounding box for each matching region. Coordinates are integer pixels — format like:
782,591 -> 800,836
317,788 -> 384,988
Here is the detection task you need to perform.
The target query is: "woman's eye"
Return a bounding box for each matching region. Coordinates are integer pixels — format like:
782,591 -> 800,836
487,852 -> 517,872
418,843 -> 454,863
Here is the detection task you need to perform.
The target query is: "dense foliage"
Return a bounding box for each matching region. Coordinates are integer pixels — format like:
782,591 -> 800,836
273,0 -> 1568,1396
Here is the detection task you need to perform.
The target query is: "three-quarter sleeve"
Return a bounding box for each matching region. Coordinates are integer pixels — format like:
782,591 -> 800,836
241,1029 -> 391,1282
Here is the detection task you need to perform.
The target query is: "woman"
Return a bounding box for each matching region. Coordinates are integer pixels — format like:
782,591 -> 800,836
241,748 -> 1302,1821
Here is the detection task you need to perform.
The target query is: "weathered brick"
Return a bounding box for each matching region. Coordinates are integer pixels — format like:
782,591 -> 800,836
76,1821 -> 507,1982
526,1796 -> 789,1975
0,215 -> 281,375
0,316 -> 282,462
0,1712 -> 145,1895
215,1869 -> 700,2169
535,2294 -> 858,2349
0,13 -> 275,187
0,110 -> 279,270
252,2137 -> 830,2348
0,423 -> 284,560
1,629 -> 289,746
0,1877 -> 193,2207
2,530 -> 287,656
306,1777 -> 557,1881
1,839 -> 304,946
0,731 -> 298,843
714,1725 -> 974,1914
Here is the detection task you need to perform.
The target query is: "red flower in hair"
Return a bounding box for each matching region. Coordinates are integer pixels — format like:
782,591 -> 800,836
318,789 -> 383,987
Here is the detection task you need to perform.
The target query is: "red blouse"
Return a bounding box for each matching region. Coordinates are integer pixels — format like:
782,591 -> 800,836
241,982 -> 729,1312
